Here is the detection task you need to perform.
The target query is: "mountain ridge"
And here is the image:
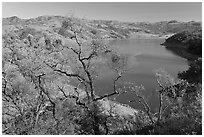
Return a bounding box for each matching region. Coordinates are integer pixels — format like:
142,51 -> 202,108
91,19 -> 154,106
3,15 -> 202,39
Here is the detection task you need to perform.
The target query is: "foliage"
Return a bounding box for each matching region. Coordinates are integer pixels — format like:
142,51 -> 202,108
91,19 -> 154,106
113,69 -> 202,135
2,16 -> 202,135
2,17 -> 131,135
178,58 -> 202,84
164,29 -> 202,56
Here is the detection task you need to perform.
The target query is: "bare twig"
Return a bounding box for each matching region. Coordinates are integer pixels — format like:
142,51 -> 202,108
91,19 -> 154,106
68,87 -> 89,110
136,95 -> 154,124
94,73 -> 122,101
81,52 -> 96,61
156,78 -> 164,122
57,85 -> 68,98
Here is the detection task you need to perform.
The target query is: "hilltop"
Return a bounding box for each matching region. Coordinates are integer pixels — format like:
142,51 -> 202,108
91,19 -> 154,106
3,16 -> 202,40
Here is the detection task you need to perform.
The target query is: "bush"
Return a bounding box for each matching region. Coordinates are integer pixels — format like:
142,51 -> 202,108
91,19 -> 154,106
178,58 -> 202,84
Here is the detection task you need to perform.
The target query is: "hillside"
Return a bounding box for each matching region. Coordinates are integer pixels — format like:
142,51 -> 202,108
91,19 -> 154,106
162,29 -> 202,60
3,16 -> 152,134
2,15 -> 202,135
134,20 -> 201,35
3,16 -> 202,40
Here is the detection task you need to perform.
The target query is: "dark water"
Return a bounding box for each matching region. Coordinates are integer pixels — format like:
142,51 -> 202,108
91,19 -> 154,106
93,38 -> 188,112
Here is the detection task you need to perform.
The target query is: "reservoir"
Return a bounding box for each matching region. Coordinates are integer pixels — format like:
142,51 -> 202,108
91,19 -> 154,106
93,38 -> 189,112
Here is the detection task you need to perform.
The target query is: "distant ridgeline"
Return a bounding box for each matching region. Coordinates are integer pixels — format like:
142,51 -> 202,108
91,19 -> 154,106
162,28 -> 202,60
2,16 -> 202,39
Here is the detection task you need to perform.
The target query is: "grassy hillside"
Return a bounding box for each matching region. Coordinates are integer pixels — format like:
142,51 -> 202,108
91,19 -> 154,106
134,20 -> 201,35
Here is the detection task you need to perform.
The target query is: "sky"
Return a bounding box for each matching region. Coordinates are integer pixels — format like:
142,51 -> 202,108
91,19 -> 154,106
2,2 -> 202,22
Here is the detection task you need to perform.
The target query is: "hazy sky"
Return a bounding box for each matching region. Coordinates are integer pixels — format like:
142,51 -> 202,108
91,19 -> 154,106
2,2 -> 202,22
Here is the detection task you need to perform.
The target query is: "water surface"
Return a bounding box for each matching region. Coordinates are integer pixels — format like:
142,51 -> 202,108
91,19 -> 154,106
94,38 -> 188,112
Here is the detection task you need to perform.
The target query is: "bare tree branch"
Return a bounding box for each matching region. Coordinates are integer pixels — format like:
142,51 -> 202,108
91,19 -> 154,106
57,85 -> 68,98
94,72 -> 122,101
136,95 -> 154,124
68,87 -> 89,110
81,52 -> 96,61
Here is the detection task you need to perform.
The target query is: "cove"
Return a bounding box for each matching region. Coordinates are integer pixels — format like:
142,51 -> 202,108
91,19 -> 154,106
93,38 -> 189,112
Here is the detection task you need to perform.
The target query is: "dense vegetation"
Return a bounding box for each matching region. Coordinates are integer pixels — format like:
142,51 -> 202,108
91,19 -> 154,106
162,27 -> 202,89
162,29 -> 202,59
155,26 -> 202,135
2,16 -> 202,135
178,58 -> 202,84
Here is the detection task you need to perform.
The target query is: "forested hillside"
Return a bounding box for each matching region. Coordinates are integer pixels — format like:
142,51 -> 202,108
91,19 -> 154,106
162,28 -> 202,84
162,29 -> 202,56
2,16 -> 202,135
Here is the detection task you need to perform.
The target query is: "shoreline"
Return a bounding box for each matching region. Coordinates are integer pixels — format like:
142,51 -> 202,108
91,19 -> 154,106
103,32 -> 175,44
128,32 -> 175,39
163,43 -> 200,61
